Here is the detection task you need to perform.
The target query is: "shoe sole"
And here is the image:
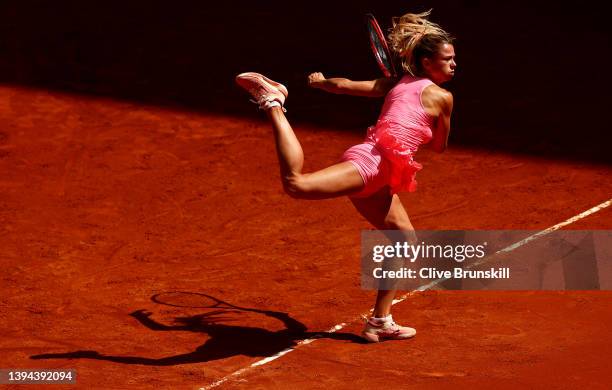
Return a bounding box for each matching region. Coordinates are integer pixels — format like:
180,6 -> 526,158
236,72 -> 288,98
362,331 -> 380,343
362,330 -> 416,343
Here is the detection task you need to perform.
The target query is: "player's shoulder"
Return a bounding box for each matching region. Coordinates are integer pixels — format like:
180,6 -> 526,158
423,84 -> 453,112
374,76 -> 399,94
424,84 -> 452,101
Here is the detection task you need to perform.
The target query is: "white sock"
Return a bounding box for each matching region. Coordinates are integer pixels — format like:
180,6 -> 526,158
262,100 -> 281,110
371,314 -> 393,323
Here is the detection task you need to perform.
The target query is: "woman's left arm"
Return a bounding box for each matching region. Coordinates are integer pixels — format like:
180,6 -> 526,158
429,90 -> 453,153
308,72 -> 397,97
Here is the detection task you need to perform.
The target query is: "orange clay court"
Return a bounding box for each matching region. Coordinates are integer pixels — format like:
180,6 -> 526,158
1,2 -> 612,389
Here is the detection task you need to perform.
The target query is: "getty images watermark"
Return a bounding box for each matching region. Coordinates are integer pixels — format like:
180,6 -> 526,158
361,230 -> 612,290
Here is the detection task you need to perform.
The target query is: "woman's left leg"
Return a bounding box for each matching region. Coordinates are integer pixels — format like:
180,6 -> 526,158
237,72 -> 365,199
351,188 -> 418,342
266,107 -> 365,199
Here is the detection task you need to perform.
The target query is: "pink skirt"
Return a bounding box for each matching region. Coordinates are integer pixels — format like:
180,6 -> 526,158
341,122 -> 423,198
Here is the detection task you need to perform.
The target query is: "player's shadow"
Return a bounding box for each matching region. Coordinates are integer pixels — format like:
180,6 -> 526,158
30,294 -> 365,366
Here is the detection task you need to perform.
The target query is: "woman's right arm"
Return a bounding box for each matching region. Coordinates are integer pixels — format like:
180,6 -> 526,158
307,72 -> 396,97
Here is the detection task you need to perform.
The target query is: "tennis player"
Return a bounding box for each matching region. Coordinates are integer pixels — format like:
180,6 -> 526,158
236,10 -> 455,342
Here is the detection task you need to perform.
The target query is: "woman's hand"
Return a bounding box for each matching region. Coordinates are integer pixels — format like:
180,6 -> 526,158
307,72 -> 326,88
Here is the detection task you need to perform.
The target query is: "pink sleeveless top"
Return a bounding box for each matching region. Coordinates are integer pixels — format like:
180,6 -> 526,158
365,75 -> 435,194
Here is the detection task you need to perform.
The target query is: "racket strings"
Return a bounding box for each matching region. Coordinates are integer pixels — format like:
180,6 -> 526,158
367,15 -> 397,77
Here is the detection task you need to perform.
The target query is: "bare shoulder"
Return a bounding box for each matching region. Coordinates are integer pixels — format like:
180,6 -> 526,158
422,84 -> 453,116
424,84 -> 453,106
373,76 -> 399,95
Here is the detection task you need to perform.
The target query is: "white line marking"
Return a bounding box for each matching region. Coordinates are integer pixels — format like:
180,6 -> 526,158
200,198 -> 612,389
199,323 -> 347,390
413,198 -> 612,291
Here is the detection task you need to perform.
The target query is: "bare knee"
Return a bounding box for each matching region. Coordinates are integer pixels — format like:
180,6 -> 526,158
384,213 -> 414,233
384,216 -> 417,245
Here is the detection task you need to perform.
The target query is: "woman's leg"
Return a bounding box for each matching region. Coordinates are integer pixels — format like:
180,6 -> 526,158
267,103 -> 408,317
237,72 -> 364,199
351,188 -> 417,318
268,104 -> 415,317
266,106 -> 365,199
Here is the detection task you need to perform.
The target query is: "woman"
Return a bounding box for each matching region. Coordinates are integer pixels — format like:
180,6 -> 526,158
235,10 -> 455,342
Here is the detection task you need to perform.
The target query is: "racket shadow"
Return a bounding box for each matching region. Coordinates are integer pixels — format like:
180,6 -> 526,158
30,293 -> 366,366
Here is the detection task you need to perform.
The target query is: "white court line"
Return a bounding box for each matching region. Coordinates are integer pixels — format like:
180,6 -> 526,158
200,322 -> 347,390
200,198 -> 612,390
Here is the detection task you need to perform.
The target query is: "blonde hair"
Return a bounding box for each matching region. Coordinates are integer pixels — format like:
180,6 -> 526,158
388,10 -> 453,76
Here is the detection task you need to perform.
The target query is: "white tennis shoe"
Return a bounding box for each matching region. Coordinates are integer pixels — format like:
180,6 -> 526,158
235,72 -> 288,111
362,314 -> 416,342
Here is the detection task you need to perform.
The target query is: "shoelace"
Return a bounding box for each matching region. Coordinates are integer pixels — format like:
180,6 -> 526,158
248,88 -> 287,112
387,323 -> 402,334
377,321 -> 403,336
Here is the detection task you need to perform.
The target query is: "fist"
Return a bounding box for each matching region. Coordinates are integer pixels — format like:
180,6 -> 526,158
307,72 -> 326,87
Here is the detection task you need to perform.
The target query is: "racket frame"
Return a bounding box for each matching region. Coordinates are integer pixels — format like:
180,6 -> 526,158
365,13 -> 397,78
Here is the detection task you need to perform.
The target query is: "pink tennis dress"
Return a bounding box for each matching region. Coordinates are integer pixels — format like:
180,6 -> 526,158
341,75 -> 434,198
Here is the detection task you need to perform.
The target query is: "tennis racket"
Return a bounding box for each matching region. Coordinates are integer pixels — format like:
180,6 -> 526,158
365,13 -> 397,78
